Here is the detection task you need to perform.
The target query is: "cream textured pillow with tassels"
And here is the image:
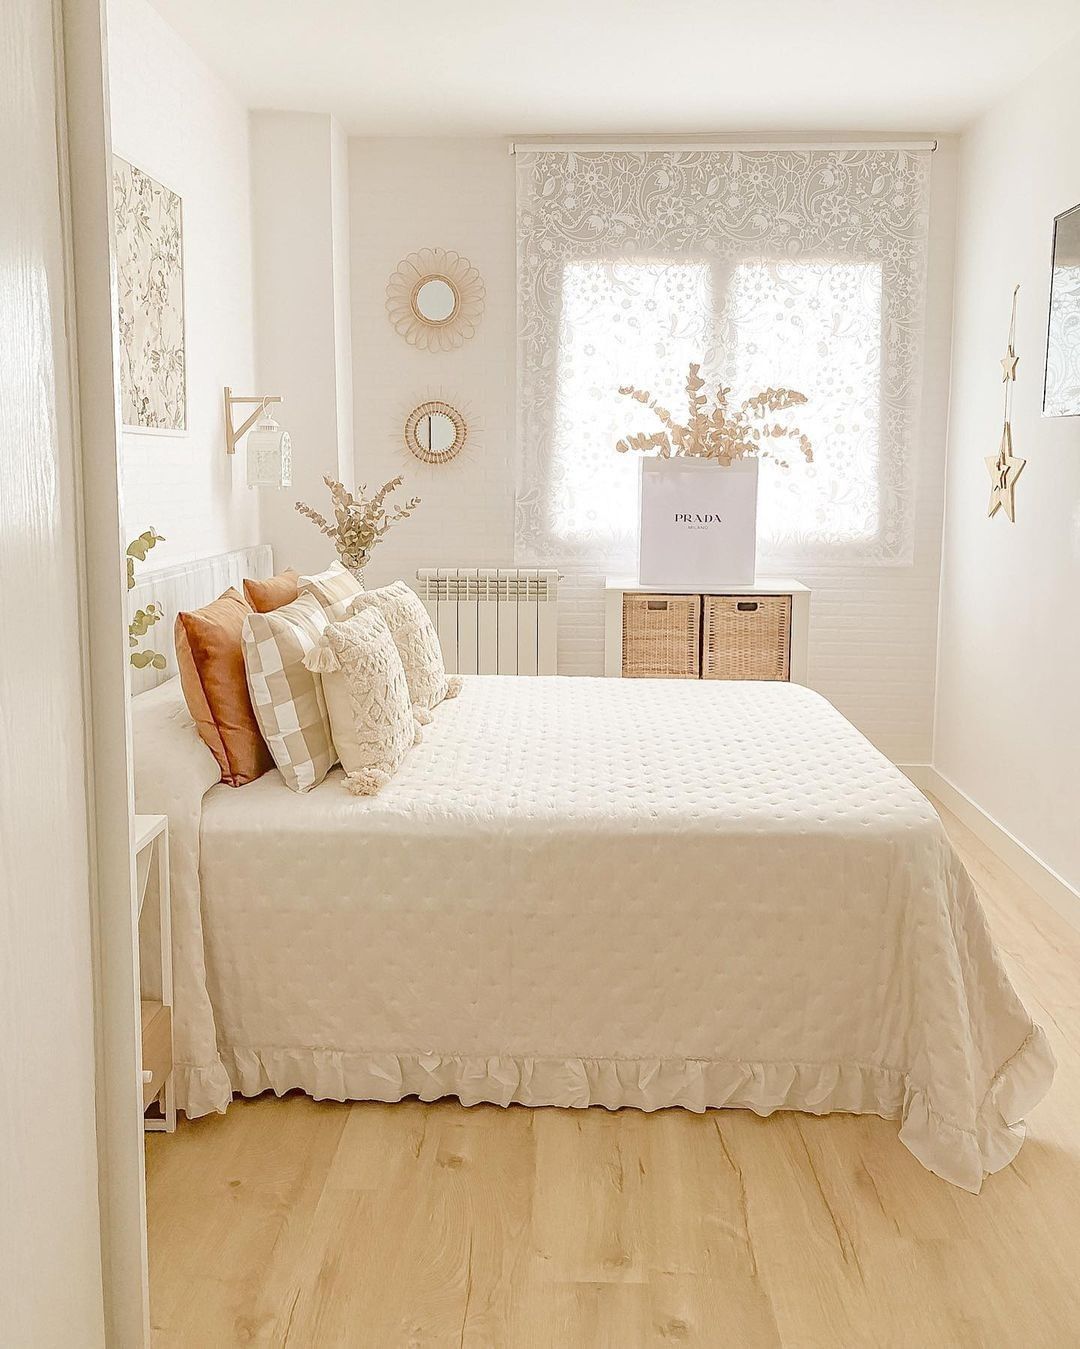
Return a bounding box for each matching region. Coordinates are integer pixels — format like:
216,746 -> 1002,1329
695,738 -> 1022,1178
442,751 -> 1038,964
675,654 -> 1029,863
303,608 -> 424,795
241,591 -> 336,793
347,579 -> 462,713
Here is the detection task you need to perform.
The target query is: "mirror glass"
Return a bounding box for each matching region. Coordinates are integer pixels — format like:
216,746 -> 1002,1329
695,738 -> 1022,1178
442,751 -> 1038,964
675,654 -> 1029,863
416,411 -> 457,454
414,277 -> 458,324
1044,203 -> 1080,416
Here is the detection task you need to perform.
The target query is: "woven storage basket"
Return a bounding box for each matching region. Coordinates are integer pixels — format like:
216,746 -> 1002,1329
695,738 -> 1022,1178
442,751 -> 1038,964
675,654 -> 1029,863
622,594 -> 701,678
702,594 -> 791,681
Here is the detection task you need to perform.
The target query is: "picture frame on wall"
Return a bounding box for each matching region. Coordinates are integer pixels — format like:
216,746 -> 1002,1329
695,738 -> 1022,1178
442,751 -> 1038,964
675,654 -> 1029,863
1043,201 -> 1080,418
113,156 -> 187,433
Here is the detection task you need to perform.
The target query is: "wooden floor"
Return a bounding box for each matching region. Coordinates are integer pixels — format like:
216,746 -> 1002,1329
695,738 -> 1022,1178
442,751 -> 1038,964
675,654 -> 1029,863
146,800 -> 1080,1347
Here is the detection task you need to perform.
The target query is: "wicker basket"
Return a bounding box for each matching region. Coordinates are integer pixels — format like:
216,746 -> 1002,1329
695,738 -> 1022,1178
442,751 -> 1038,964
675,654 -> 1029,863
622,593 -> 701,678
702,594 -> 791,681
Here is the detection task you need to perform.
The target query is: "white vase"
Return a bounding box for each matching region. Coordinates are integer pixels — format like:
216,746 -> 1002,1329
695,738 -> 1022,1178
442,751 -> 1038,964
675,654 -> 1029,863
638,456 -> 759,587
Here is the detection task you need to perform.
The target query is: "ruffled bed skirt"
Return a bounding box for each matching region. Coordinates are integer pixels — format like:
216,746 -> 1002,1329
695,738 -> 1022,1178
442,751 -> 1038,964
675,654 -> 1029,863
210,1027 -> 1055,1194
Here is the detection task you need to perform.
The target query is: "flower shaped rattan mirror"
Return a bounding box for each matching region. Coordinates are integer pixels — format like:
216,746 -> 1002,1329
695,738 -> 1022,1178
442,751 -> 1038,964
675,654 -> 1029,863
386,247 -> 485,352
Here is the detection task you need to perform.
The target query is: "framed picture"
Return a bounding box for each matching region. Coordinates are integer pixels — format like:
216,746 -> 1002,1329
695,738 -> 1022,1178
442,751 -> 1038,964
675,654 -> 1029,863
113,156 -> 186,432
1043,201 -> 1080,418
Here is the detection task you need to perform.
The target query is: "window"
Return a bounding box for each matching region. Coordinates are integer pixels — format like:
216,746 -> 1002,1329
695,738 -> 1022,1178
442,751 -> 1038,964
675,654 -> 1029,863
730,261 -> 884,550
516,148 -> 930,568
551,262 -> 714,550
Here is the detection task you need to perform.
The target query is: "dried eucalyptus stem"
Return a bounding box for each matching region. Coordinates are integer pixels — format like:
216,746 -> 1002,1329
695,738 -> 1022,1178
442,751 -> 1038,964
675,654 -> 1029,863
616,363 -> 813,468
127,527 -> 166,671
295,475 -> 421,574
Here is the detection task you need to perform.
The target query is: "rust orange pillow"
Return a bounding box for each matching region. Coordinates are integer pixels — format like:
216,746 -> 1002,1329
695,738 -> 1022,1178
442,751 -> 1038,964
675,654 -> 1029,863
175,588 -> 273,786
243,568 -> 299,614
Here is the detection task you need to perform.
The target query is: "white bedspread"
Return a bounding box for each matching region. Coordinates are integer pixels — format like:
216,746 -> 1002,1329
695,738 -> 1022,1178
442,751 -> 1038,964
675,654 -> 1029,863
133,675 -> 1053,1192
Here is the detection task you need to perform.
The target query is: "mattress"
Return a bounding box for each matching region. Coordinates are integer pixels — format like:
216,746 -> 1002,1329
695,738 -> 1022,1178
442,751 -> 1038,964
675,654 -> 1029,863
133,675 -> 1054,1192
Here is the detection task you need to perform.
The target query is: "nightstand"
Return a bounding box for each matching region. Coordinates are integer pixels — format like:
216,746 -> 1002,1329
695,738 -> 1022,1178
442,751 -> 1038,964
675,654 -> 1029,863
134,813 -> 175,1132
605,577 -> 811,683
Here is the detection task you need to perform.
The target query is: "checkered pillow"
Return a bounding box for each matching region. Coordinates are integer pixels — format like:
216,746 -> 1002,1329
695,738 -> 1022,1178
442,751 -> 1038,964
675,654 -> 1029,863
298,561 -> 365,622
241,591 -> 336,792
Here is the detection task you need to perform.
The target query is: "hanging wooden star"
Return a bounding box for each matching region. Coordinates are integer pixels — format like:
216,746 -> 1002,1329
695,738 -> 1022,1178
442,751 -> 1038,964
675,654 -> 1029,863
1000,351 -> 1019,382
986,424 -> 1026,521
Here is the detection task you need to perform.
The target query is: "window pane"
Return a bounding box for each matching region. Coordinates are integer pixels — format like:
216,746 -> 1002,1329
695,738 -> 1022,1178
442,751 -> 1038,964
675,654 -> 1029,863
730,261 -> 883,549
552,262 -> 714,553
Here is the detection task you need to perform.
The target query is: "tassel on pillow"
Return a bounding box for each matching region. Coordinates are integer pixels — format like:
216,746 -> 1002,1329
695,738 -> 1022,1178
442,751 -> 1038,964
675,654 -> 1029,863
344,767 -> 391,797
303,638 -> 341,674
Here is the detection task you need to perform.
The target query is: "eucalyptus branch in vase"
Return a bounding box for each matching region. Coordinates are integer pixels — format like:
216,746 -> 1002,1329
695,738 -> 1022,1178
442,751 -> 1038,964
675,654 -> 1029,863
295,475 -> 421,579
127,527 -> 167,671
616,362 -> 813,467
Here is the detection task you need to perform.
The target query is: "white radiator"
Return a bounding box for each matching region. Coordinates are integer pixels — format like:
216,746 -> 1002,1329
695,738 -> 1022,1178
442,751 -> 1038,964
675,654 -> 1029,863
415,568 -> 559,675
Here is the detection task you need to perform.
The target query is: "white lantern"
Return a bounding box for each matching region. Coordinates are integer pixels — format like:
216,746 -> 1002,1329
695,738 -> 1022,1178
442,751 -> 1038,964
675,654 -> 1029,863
245,411 -> 292,490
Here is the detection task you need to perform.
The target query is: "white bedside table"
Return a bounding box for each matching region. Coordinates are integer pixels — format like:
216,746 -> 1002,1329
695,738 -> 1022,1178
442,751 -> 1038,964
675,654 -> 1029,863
605,576 -> 811,682
134,813 -> 175,1132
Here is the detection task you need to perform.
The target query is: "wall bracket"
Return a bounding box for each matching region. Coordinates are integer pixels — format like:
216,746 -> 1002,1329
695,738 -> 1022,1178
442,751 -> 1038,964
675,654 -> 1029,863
223,386 -> 283,455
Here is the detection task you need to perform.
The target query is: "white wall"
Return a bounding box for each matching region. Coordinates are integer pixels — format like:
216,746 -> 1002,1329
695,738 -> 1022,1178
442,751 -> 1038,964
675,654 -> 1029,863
349,138 -> 516,590
1,1 -> 106,1340
935,37 -> 1080,891
252,111 -> 355,574
108,0 -> 259,567
800,140 -> 958,766
349,137 -> 957,763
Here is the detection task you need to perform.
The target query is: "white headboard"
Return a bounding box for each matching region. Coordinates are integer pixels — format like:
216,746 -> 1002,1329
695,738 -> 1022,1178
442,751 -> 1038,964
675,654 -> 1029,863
129,543 -> 274,695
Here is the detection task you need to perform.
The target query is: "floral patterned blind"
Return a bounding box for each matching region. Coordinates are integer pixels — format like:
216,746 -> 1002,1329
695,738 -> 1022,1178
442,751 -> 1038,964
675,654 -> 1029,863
515,148 -> 932,570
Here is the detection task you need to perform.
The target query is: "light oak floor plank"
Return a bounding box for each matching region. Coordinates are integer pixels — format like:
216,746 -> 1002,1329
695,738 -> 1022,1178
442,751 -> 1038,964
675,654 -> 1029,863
146,799 -> 1080,1346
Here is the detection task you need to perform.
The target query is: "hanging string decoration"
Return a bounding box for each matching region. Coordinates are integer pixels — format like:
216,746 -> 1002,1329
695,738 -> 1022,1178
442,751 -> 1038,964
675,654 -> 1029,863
986,285 -> 1026,522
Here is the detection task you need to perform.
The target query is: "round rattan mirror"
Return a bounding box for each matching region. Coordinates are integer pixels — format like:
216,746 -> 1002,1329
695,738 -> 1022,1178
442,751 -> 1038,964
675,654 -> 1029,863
386,247 -> 485,352
414,277 -> 458,325
404,399 -> 468,465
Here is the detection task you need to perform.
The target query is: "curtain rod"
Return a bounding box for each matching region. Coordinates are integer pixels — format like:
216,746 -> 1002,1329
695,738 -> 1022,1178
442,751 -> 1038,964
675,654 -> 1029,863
509,139 -> 938,156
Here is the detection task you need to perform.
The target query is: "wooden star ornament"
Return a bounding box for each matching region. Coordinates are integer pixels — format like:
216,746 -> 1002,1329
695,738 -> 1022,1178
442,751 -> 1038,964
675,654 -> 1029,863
1000,350 -> 1019,382
985,424 -> 1026,522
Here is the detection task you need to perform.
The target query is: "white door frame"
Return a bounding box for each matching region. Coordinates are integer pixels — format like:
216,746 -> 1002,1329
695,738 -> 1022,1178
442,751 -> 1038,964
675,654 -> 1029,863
57,0 -> 150,1342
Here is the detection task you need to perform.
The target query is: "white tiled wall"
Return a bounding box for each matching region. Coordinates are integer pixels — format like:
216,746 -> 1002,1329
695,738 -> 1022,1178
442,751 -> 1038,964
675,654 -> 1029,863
349,136 -> 958,765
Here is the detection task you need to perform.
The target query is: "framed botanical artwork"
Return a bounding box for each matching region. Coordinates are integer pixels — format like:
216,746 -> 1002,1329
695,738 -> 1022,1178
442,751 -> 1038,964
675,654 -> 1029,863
113,156 -> 186,432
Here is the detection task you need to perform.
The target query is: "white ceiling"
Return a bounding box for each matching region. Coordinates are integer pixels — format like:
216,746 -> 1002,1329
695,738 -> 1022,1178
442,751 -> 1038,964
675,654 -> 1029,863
147,0 -> 1080,136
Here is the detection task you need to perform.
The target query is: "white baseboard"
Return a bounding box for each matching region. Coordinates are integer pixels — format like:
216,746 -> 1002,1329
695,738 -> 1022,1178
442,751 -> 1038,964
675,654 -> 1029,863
924,768 -> 1080,934
896,763 -> 931,790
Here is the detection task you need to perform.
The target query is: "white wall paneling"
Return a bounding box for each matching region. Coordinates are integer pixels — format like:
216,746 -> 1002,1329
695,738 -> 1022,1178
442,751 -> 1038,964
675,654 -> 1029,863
934,32 -> 1080,894
128,543 -> 274,694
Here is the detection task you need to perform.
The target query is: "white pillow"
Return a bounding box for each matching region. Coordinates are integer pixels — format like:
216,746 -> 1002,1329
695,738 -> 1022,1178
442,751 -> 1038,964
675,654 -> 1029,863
241,592 -> 336,793
303,608 -> 423,795
348,580 -> 462,713
298,561 -> 365,622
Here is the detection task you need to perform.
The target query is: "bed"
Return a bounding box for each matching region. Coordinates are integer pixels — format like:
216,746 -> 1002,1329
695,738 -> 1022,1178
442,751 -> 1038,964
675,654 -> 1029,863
132,666 -> 1054,1194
